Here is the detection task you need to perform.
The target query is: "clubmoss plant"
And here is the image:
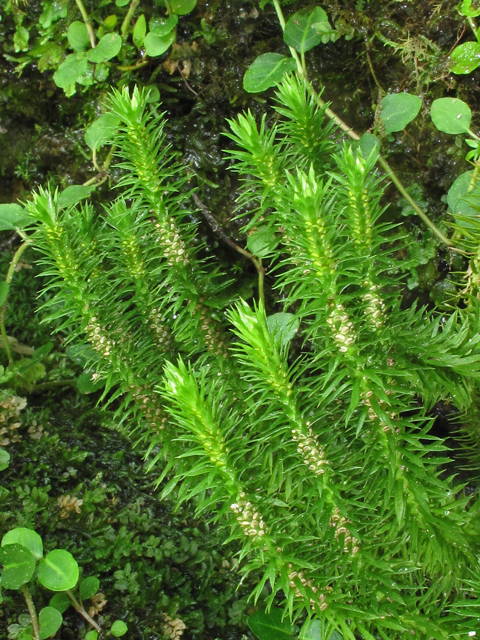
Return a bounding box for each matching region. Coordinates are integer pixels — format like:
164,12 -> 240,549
12,77 -> 480,637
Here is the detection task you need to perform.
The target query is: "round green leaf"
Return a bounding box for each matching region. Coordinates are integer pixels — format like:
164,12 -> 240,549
447,170 -> 480,222
171,0 -> 196,15
37,550 -> 79,591
0,204 -> 32,231
133,14 -> 147,48
38,607 -> 62,640
243,53 -> 297,94
300,619 -> 322,640
144,31 -> 175,57
431,98 -> 471,135
85,114 -> 120,151
145,85 -> 160,103
2,529 -> 43,560
110,620 -> 128,637
58,186 -> 92,209
116,0 -> 130,6
284,7 -> 328,53
0,448 -> 10,471
246,225 -> 279,258
104,15 -> 118,30
53,54 -> 88,89
49,592 -> 72,614
85,631 -> 98,640
87,33 -> 122,63
67,21 -> 90,52
77,370 -> 104,394
79,576 -> 100,600
0,544 -> 36,589
247,608 -> 294,639
149,14 -> 178,36
267,313 -> 299,348
460,0 -> 480,17
450,41 -> 480,74
380,93 -> 421,134
359,133 -> 380,163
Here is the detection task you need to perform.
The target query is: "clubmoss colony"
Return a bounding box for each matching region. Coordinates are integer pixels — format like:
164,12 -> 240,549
25,78 -> 480,637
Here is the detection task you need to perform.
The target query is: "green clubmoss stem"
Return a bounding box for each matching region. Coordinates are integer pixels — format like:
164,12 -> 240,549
0,236 -> 35,365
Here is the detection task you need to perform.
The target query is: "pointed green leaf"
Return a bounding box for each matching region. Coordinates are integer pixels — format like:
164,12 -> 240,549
243,53 -> 297,93
284,7 -> 328,53
394,477 -> 405,525
380,93 -> 421,134
38,607 -> 62,640
37,550 -> 79,591
133,14 -> 147,48
0,544 -> 36,589
87,33 -> 122,63
2,529 -> 43,560
431,98 -> 471,134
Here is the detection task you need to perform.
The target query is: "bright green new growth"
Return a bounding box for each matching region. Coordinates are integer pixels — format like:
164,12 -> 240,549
25,78 -> 480,637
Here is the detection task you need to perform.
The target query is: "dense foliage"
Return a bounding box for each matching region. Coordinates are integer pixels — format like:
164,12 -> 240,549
2,2 -> 480,639
12,75 -> 479,637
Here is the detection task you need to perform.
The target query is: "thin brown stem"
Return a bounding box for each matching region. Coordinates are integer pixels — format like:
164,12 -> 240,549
192,193 -> 266,305
66,590 -> 102,632
21,585 -> 40,640
74,0 -> 95,48
365,48 -> 385,94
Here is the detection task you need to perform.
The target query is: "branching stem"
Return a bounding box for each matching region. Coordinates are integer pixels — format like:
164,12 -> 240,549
66,590 -> 102,632
192,194 -> 265,305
